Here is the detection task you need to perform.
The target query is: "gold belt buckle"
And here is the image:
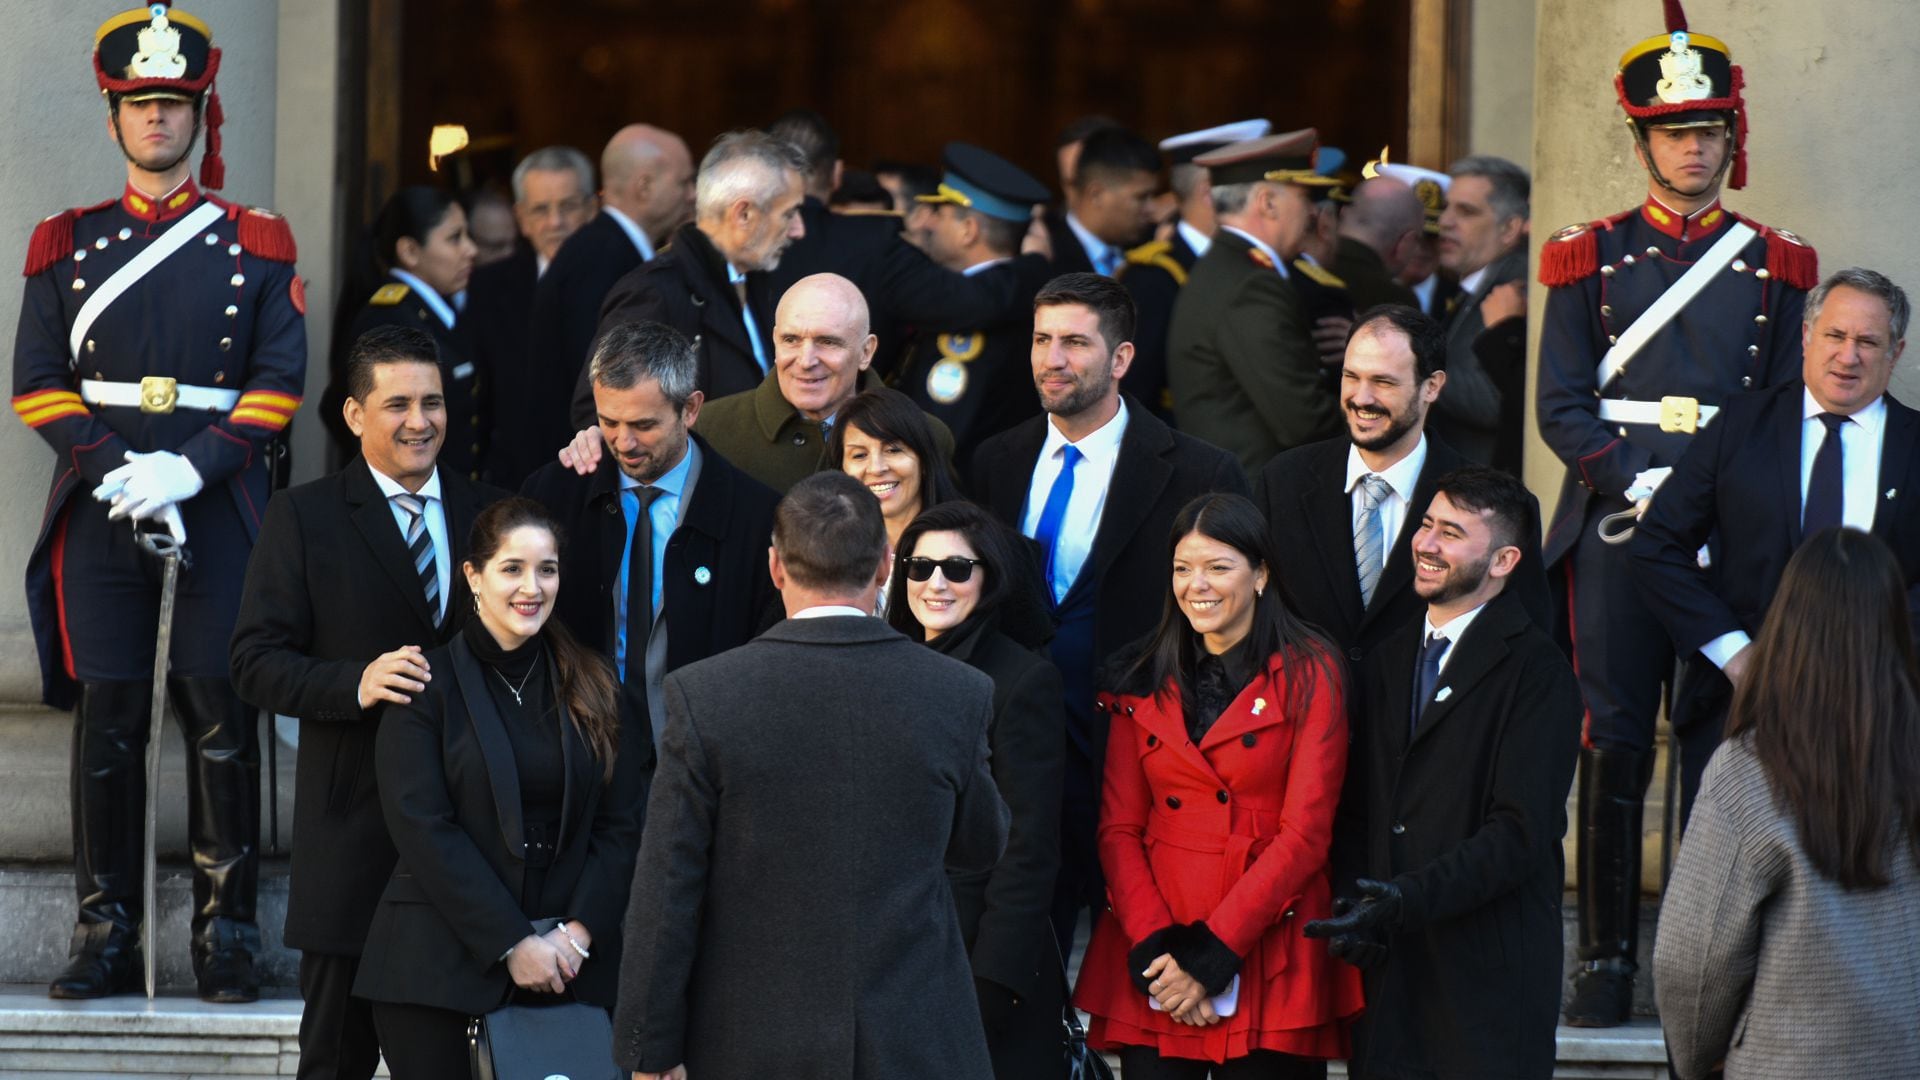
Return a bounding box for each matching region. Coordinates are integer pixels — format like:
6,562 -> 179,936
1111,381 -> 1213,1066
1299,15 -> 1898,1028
1658,395 -> 1699,434
139,376 -> 178,415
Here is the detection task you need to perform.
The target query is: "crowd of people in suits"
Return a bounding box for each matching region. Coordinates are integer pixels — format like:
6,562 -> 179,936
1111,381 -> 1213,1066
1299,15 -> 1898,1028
23,3 -> 1920,1080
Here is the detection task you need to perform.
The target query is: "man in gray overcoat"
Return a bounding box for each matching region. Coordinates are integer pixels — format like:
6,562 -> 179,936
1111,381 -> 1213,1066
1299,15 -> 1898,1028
614,470 -> 1010,1080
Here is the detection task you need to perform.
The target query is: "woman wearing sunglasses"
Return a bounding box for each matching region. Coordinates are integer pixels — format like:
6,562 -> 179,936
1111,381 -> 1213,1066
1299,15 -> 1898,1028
887,501 -> 1066,1079
1072,493 -> 1362,1079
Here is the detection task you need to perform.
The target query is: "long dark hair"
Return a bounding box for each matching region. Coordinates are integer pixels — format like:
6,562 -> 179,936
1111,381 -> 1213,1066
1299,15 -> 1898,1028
467,497 -> 621,780
827,387 -> 961,512
885,500 -> 1052,649
1114,493 -> 1339,720
1724,527 -> 1920,888
372,186 -> 459,271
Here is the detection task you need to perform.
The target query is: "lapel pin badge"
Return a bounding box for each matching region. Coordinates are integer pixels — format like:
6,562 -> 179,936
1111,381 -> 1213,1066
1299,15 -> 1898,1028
693,566 -> 712,585
1435,687 -> 1452,703
1887,489 -> 1898,501
1252,697 -> 1267,716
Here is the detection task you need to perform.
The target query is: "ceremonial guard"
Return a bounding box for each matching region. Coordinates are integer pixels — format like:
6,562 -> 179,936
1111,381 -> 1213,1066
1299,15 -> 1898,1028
12,2 -> 303,1002
1118,119 -> 1269,418
898,142 -> 1054,460
1535,0 -> 1815,1027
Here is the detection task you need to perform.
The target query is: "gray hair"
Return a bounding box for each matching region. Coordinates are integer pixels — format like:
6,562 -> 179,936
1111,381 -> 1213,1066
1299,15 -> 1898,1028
694,130 -> 807,222
1447,154 -> 1531,224
1210,180 -> 1256,216
511,146 -> 594,204
1806,267 -> 1912,342
588,320 -> 699,409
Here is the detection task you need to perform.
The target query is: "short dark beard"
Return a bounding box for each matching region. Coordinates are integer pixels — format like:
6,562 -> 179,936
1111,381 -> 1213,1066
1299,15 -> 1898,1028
1347,402 -> 1420,454
1416,549 -> 1493,607
1038,364 -> 1114,420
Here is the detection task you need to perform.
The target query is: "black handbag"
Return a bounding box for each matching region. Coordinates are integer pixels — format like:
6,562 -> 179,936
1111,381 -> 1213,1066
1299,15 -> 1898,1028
467,998 -> 622,1080
1053,936 -> 1116,1080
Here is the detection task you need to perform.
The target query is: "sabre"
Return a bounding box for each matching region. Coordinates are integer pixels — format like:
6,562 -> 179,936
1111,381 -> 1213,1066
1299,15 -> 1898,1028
135,525 -> 190,1001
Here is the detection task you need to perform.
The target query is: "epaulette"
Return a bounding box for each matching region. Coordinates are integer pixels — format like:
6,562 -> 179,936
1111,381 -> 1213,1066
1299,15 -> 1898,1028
1245,245 -> 1276,272
1732,212 -> 1818,290
1120,239 -> 1188,286
369,283 -> 410,306
1537,209 -> 1635,288
1291,258 -> 1346,289
22,200 -> 115,278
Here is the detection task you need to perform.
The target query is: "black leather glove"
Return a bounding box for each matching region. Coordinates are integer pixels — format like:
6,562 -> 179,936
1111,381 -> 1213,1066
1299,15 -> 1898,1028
974,976 -> 1019,1037
1318,899 -> 1390,971
1303,878 -> 1403,940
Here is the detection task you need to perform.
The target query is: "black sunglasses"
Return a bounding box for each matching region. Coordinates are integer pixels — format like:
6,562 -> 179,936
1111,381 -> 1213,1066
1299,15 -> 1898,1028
900,555 -> 985,583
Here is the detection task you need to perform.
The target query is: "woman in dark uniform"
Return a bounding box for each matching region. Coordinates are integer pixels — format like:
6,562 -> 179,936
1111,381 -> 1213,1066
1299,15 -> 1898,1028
327,186 -> 482,476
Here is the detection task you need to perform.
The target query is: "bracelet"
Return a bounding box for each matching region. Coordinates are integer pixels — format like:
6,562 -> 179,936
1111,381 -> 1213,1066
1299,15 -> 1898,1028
558,926 -> 590,959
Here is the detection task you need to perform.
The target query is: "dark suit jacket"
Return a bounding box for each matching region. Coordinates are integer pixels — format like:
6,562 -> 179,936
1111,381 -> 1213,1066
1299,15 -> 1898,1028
518,434 -> 781,733
1254,433 -> 1551,676
1429,246 -> 1527,468
1041,206 -> 1098,277
1331,235 -> 1419,315
1631,382 -> 1920,658
971,399 -> 1248,693
1167,229 -> 1340,476
773,197 -> 1052,376
935,621 -> 1066,1040
527,213 -> 651,451
467,246 -> 540,487
574,222 -> 773,430
614,616 -> 1009,1078
352,634 -> 649,1015
1344,590 -> 1582,1080
229,457 -> 507,954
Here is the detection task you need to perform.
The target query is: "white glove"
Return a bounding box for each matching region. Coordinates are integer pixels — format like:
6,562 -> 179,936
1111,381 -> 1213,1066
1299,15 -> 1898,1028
152,502 -> 187,546
1623,467 -> 1673,509
100,451 -> 204,522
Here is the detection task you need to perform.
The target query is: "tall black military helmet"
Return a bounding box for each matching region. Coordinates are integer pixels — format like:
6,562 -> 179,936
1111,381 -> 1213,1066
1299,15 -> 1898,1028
93,1 -> 228,187
1615,0 -> 1747,188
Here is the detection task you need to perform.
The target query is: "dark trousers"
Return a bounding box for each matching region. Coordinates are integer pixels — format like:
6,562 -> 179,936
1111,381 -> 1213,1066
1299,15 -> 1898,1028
1118,1047 -> 1327,1079
298,952 -> 381,1080
370,1000 -> 471,1080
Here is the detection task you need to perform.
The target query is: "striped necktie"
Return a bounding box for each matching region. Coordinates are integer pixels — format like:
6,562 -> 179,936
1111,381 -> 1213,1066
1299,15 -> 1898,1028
391,492 -> 441,626
1354,474 -> 1391,608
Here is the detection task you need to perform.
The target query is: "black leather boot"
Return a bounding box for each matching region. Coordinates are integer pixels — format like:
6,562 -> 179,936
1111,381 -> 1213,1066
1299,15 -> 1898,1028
171,677 -> 262,1003
51,681 -> 151,1000
1564,746 -> 1653,1027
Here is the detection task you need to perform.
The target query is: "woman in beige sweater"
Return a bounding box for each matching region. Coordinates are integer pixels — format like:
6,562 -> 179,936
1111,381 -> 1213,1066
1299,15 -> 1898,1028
1655,527 -> 1920,1080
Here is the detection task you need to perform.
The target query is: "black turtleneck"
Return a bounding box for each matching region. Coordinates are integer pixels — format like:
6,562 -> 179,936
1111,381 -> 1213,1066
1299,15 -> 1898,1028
462,618 -> 564,831
1186,638 -> 1258,743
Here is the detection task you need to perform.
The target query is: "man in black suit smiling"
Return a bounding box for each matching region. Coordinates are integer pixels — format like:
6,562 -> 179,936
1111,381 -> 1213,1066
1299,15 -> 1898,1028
231,325 -> 506,1080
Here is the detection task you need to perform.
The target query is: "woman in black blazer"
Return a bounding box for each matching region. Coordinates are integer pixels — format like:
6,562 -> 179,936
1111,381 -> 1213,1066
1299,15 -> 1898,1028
354,497 -> 649,1079
887,500 -> 1066,1079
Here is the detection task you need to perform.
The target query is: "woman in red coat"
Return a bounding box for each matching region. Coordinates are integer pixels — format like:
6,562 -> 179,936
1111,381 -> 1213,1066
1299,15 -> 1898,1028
1074,493 -> 1363,1078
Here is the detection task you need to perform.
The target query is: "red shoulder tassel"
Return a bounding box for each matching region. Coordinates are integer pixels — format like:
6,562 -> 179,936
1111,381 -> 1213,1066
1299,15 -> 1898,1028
1663,0 -> 1689,32
238,212 -> 298,264
1538,226 -> 1599,287
1727,65 -> 1748,190
23,212 -> 76,278
199,50 -> 226,190
1764,230 -> 1818,291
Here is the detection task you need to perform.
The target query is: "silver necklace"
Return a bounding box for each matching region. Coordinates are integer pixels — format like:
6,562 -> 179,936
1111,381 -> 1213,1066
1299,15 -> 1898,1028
494,664 -> 536,706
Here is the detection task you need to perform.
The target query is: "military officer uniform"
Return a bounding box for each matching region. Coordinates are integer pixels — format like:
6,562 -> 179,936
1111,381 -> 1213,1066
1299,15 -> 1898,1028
12,3 -> 304,1002
342,275 -> 483,479
1119,120 -> 1271,419
1535,0 -> 1816,1027
898,142 -> 1054,461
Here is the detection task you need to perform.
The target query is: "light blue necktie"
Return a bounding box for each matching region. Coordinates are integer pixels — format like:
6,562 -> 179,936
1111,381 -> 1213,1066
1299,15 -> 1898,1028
1032,445 -> 1084,604
1354,475 -> 1391,608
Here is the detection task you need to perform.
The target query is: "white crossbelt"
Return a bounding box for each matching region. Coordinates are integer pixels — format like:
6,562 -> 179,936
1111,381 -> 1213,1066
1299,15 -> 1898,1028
1596,398 -> 1720,428
1596,220 -> 1757,391
68,200 -> 226,363
80,379 -> 240,410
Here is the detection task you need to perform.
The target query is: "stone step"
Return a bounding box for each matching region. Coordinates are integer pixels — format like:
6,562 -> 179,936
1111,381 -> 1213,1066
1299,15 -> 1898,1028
0,865 -> 299,991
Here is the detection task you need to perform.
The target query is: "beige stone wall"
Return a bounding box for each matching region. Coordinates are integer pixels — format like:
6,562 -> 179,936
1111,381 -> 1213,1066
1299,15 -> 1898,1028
1465,0 -> 1537,169
1524,0 -> 1920,500
0,3 -> 339,705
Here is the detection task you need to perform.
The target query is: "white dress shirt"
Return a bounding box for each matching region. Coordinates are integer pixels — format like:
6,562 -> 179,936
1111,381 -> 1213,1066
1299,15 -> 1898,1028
1219,226 -> 1288,280
963,256 -> 1012,277
1022,400 -> 1131,599
1177,220 -> 1212,260
389,269 -> 456,331
600,204 -> 656,263
1065,212 -> 1119,276
1457,265 -> 1490,299
368,463 -> 450,625
1346,434 -> 1430,580
1421,599 -> 1490,679
1700,390 -> 1888,670
793,605 -> 870,619
1411,273 -> 1439,315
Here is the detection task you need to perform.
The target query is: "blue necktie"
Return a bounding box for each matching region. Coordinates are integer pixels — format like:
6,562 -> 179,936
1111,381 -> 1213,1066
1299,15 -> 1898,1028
1411,632 -> 1449,734
1802,412 -> 1847,536
1032,445 -> 1084,604
614,487 -> 660,683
